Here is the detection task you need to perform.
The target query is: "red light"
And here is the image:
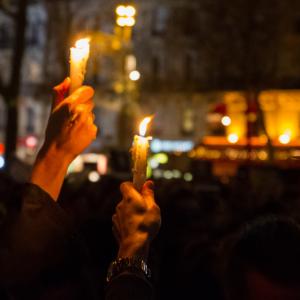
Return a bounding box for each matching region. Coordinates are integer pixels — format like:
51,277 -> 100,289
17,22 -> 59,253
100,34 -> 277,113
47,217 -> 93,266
0,143 -> 4,155
26,136 -> 38,148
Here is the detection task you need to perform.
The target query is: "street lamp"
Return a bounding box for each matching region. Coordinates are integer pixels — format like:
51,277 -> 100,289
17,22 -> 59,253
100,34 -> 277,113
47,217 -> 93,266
115,4 -> 139,149
116,5 -> 136,27
129,70 -> 141,81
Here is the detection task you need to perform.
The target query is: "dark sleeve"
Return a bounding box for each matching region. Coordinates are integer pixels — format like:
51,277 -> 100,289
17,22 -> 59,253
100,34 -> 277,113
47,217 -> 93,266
105,271 -> 153,300
0,183 -> 74,286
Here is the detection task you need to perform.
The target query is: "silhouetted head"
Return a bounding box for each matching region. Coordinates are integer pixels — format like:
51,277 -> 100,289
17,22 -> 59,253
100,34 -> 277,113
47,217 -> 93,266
225,216 -> 300,300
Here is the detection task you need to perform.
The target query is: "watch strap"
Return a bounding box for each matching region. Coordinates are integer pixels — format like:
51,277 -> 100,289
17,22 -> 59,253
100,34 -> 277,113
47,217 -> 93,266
107,257 -> 151,283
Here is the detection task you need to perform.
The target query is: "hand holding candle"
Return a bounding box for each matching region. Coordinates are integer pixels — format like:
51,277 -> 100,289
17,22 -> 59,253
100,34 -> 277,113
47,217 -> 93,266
70,38 -> 90,94
132,117 -> 153,192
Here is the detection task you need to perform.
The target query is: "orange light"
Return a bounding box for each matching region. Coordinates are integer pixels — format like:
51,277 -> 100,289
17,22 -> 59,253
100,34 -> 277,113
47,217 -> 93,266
139,117 -> 152,137
221,116 -> 231,127
228,133 -> 239,144
279,133 -> 291,145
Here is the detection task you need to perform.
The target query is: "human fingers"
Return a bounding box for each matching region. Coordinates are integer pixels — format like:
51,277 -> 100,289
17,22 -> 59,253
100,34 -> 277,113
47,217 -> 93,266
72,111 -> 89,128
55,86 -> 94,113
53,77 -> 71,109
87,113 -> 96,125
120,182 -> 147,211
141,181 -> 155,207
89,124 -> 98,140
68,86 -> 94,105
72,101 -> 95,114
73,112 -> 98,140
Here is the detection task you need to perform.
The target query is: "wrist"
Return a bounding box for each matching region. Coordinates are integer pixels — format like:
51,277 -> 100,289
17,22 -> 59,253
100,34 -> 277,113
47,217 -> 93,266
37,143 -> 74,167
107,256 -> 151,283
30,144 -> 73,201
118,235 -> 150,261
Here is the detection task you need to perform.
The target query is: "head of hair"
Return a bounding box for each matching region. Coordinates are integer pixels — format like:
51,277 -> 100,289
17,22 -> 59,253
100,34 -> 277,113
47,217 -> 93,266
225,215 -> 300,299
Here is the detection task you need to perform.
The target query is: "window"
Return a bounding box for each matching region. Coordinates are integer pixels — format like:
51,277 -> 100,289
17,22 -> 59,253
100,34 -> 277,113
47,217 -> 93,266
0,105 -> 5,129
184,53 -> 193,82
152,56 -> 161,81
181,107 -> 195,136
295,17 -> 300,34
26,107 -> 35,134
152,6 -> 170,36
173,7 -> 197,36
0,23 -> 11,49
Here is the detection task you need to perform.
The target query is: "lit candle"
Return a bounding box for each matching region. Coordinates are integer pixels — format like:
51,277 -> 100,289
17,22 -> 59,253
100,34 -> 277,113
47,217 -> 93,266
70,38 -> 90,94
132,117 -> 152,192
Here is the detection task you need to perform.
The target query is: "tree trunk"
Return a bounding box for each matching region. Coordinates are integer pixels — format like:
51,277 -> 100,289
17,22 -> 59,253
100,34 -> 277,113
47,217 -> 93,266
4,0 -> 28,171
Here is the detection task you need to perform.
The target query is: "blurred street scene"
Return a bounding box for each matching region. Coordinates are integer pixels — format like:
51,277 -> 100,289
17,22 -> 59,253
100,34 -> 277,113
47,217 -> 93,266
1,0 -> 300,298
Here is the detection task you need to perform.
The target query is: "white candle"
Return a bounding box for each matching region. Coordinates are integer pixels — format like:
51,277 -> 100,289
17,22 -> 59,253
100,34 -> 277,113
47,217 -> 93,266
70,38 -> 90,94
132,117 -> 152,192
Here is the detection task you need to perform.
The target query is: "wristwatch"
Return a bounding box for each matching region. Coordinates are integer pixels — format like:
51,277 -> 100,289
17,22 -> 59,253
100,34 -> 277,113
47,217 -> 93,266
106,256 -> 151,283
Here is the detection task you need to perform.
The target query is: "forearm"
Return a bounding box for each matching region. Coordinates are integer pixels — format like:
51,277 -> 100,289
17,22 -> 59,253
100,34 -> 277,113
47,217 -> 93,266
118,237 -> 150,262
0,184 -> 73,286
30,145 -> 72,201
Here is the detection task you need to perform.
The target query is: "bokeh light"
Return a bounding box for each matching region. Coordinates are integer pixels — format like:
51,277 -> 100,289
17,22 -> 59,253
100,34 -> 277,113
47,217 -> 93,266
279,133 -> 291,145
88,171 -> 100,182
129,70 -> 141,81
0,156 -> 4,169
221,116 -> 231,127
227,133 -> 239,144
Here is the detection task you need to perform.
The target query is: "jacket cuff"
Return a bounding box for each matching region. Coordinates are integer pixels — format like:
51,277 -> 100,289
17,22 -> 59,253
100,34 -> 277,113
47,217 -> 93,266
106,271 -> 153,300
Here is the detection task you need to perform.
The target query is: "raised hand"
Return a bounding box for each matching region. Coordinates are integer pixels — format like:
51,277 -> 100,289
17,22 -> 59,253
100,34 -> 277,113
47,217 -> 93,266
30,78 -> 98,200
113,181 -> 161,260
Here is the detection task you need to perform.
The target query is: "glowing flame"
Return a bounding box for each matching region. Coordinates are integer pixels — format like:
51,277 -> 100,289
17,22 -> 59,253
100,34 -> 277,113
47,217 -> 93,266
139,117 -> 152,137
75,38 -> 90,49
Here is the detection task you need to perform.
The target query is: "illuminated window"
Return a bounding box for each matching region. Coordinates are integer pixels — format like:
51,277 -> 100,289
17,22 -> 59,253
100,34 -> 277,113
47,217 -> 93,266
181,107 -> 195,136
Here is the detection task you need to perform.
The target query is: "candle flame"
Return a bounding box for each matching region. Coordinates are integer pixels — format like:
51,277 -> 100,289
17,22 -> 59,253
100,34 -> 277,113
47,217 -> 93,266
75,38 -> 90,49
139,117 -> 152,137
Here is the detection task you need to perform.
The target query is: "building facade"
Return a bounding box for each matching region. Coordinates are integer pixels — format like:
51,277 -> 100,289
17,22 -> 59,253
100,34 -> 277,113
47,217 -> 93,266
1,0 -> 300,162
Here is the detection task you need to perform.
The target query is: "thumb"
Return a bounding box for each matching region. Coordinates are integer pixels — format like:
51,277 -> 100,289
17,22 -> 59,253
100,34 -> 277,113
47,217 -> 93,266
141,181 -> 155,206
53,78 -> 71,109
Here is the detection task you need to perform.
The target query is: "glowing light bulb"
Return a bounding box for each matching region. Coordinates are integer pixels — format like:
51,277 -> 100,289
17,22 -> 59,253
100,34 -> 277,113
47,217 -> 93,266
279,133 -> 291,145
126,6 -> 136,17
129,70 -> 141,81
116,5 -> 127,16
221,116 -> 231,127
228,133 -> 239,144
116,17 -> 127,27
88,171 -> 100,182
